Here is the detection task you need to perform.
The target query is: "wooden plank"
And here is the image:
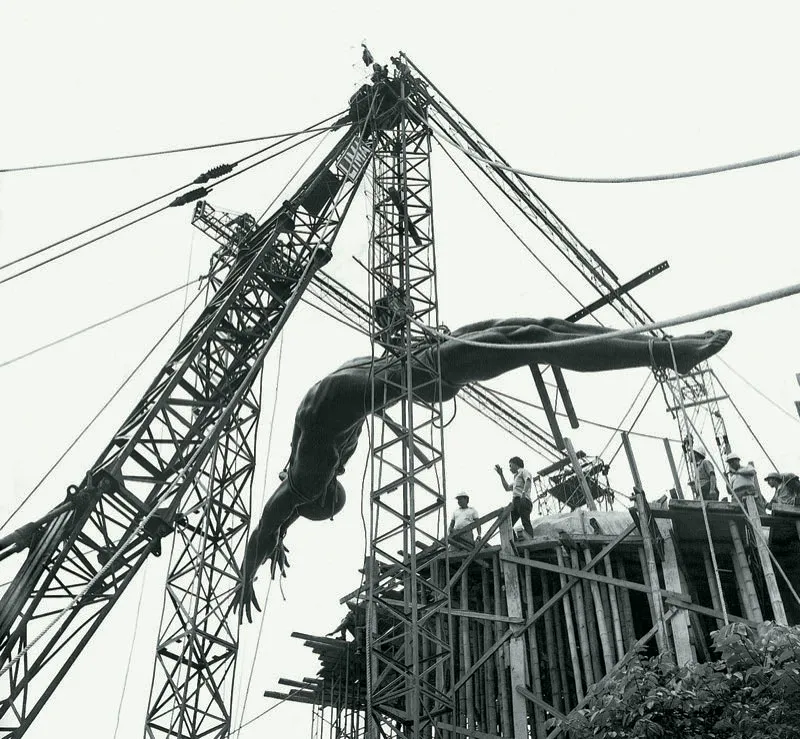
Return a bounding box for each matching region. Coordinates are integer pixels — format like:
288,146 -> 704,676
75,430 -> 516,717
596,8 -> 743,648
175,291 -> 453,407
744,495 -> 788,624
481,567 -> 498,734
499,516 -> 531,738
728,520 -> 763,621
448,608 -> 523,625
582,546 -> 614,672
493,556 -> 511,738
602,555 -> 625,661
702,549 -> 725,628
625,433 -> 667,652
568,548 -> 595,685
499,552 -> 686,602
523,551 -> 546,738
556,547 -> 584,702
540,570 -> 564,713
659,522 -> 693,665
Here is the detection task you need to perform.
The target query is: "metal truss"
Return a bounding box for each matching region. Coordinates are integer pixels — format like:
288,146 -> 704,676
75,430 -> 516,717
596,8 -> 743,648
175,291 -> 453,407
365,70 -> 455,739
143,248 -> 260,738
0,119 -> 373,737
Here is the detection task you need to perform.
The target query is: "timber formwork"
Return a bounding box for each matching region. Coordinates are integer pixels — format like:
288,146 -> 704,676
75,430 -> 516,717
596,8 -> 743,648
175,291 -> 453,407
269,493 -> 800,739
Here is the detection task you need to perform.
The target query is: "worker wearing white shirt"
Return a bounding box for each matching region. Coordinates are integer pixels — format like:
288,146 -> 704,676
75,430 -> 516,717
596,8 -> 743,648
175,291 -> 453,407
726,452 -> 767,511
449,493 -> 480,544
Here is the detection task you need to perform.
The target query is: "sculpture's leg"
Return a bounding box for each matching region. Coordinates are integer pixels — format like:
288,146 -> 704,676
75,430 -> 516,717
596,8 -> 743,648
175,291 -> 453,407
438,319 -> 730,384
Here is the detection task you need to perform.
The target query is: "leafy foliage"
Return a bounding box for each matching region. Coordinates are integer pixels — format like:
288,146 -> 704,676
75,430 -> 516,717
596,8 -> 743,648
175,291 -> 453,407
555,622 -> 800,738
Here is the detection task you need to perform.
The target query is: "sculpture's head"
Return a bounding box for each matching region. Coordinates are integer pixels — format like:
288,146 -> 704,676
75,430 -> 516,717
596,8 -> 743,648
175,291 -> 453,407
509,456 -> 524,474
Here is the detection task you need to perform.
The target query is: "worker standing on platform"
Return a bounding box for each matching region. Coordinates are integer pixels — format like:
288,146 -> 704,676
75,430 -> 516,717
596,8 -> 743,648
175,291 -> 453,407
449,493 -> 480,545
495,456 -> 535,539
764,472 -> 800,508
726,452 -> 766,511
691,446 -> 719,501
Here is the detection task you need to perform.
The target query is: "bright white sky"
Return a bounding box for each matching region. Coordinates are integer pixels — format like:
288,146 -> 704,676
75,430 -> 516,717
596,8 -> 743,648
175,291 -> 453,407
2,2 -> 800,737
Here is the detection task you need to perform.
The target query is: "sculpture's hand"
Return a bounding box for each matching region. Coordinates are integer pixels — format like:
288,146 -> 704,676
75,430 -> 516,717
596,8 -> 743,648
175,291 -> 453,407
268,534 -> 290,580
237,574 -> 261,625
494,464 -> 502,475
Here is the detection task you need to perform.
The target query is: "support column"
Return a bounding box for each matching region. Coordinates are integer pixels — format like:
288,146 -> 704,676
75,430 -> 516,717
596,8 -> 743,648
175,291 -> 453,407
499,517 -> 530,739
658,521 -> 693,666
623,432 -> 668,654
728,520 -> 763,621
744,495 -> 787,625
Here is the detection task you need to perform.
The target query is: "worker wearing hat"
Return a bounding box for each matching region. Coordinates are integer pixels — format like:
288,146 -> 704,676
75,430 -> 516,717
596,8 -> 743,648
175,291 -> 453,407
690,445 -> 718,501
449,493 -> 481,545
725,452 -> 766,511
764,471 -> 800,508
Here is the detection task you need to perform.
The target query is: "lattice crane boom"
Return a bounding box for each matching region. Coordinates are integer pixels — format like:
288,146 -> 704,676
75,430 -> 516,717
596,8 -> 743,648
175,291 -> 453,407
0,115 -> 375,737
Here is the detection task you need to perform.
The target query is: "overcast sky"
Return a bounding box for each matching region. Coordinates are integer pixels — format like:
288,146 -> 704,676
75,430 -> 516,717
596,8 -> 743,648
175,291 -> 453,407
2,2 -> 800,737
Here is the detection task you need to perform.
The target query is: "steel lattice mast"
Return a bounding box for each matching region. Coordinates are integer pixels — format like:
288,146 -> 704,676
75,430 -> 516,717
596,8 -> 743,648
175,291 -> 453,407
365,69 -> 454,738
143,242 -> 260,739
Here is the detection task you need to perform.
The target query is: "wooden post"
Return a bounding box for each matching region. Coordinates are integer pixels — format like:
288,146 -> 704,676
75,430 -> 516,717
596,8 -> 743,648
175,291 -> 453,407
582,546 -> 615,673
623,432 -> 668,654
540,571 -> 564,713
523,553 -> 546,738
658,521 -> 693,666
701,549 -> 725,628
744,495 -> 788,625
431,560 -> 448,734
567,548 -> 595,686
616,557 -> 636,649
493,556 -> 511,737
602,555 -> 625,661
556,546 -> 584,701
574,549 -> 603,680
481,568 -> 498,735
564,436 -> 597,511
730,547 -> 752,618
461,573 -> 473,730
728,520 -> 763,621
663,438 -> 685,499
499,517 -> 532,739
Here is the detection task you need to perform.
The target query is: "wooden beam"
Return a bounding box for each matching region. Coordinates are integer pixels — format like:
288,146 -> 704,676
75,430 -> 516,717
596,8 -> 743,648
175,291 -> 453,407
744,495 -> 788,624
623,432 -> 668,653
448,608 -> 523,625
499,517 -> 531,739
499,552 -> 685,602
517,684 -> 567,722
659,522 -> 693,665
529,364 -> 564,449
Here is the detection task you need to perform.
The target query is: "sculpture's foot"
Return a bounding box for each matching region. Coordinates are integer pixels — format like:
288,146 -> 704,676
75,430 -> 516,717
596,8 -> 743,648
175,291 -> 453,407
671,330 -> 732,374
